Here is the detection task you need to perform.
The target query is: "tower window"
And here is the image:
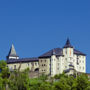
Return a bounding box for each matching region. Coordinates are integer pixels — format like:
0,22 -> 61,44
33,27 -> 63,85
65,49 -> 67,54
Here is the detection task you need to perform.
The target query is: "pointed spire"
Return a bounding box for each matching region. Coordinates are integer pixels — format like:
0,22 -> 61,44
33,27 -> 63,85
9,44 -> 17,56
66,38 -> 71,45
63,38 -> 73,48
7,44 -> 19,60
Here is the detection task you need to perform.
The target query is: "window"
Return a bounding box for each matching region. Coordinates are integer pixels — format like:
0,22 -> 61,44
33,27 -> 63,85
77,57 -> 79,65
57,68 -> 59,70
79,60 -> 81,63
31,62 -> 34,66
65,58 -> 67,61
73,59 -> 75,62
28,63 -> 29,66
83,67 -> 84,70
65,49 -> 67,54
70,57 -> 72,60
79,66 -> 81,69
42,70 -> 46,72
83,61 -> 84,63
14,65 -> 16,70
57,57 -> 59,60
35,62 -> 37,66
79,56 -> 81,58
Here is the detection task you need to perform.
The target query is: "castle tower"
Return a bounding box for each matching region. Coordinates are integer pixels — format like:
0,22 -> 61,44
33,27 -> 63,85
6,44 -> 19,60
51,49 -> 57,76
63,38 -> 74,69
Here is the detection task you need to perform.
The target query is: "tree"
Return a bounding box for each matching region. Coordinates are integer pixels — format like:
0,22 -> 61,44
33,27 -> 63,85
29,78 -> 41,90
54,72 -> 68,79
76,74 -> 89,90
39,74 -> 48,82
39,82 -> 52,90
67,76 -> 77,90
0,60 -> 10,90
86,80 -> 90,90
0,77 -> 5,90
0,60 -> 10,78
8,70 -> 30,90
53,77 -> 71,90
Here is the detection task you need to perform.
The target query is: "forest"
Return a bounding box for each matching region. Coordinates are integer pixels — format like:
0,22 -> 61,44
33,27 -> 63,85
0,60 -> 90,90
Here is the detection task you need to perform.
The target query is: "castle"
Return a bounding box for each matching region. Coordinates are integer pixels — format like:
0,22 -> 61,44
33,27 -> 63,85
7,38 -> 86,77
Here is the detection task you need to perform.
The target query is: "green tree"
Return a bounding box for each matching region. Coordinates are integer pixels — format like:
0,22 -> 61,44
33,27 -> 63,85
76,74 -> 89,90
86,80 -> 90,90
39,74 -> 48,82
0,60 -> 10,78
67,76 -> 77,90
39,82 -> 52,90
29,78 -> 41,90
53,77 -> 71,90
0,60 -> 9,90
0,77 -> 5,90
8,70 -> 30,90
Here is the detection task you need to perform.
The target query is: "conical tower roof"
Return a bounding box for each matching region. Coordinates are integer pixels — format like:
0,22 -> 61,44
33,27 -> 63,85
8,44 -> 18,57
63,38 -> 73,48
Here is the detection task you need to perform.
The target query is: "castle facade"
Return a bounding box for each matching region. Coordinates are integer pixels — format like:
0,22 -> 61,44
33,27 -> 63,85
7,38 -> 86,77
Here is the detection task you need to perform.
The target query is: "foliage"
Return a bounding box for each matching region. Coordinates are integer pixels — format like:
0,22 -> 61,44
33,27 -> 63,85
76,74 -> 89,90
54,72 -> 67,79
0,60 -> 10,78
0,60 -> 10,90
0,60 -> 90,90
39,82 -> 52,90
8,70 -> 30,90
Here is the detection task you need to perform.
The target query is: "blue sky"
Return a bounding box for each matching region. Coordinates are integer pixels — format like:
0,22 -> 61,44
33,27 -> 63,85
0,0 -> 90,73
